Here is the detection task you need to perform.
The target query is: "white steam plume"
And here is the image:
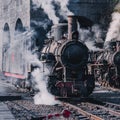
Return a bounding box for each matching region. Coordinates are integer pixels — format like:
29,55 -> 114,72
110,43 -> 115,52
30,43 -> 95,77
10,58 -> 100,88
32,67 -> 60,105
105,12 -> 120,42
7,28 -> 60,105
92,25 -> 103,43
31,19 -> 51,30
32,0 -> 73,24
78,25 -> 103,51
6,30 -> 34,57
55,0 -> 73,19
32,0 -> 59,24
24,48 -> 60,105
85,41 -> 102,51
24,37 -> 60,105
28,52 -> 60,105
105,3 -> 120,42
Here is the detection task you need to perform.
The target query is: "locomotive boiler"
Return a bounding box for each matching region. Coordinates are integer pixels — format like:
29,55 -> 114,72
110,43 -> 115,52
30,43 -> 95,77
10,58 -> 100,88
40,16 -> 95,97
94,40 -> 120,88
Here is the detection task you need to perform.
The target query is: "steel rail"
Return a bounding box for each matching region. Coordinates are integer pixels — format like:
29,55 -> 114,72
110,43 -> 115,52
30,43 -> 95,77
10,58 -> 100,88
63,102 -> 103,120
87,102 -> 120,117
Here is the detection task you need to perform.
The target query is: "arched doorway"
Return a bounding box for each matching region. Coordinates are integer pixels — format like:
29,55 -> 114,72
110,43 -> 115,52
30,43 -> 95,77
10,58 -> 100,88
13,18 -> 25,74
15,18 -> 24,34
15,18 -> 24,32
2,23 -> 11,72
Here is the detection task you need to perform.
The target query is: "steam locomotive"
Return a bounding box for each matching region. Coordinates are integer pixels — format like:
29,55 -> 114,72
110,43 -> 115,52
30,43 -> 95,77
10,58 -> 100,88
93,40 -> 120,88
40,16 -> 95,97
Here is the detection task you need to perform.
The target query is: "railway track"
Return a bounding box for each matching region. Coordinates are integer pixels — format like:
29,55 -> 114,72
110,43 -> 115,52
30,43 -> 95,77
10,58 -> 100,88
5,100 -> 71,120
63,101 -> 120,120
5,101 -> 36,119
102,102 -> 120,114
5,99 -> 84,120
4,98 -> 120,120
63,102 -> 102,120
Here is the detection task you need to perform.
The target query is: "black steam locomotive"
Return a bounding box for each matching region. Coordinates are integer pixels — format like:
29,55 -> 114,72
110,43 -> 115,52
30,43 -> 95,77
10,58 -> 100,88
40,16 -> 95,97
93,40 -> 120,88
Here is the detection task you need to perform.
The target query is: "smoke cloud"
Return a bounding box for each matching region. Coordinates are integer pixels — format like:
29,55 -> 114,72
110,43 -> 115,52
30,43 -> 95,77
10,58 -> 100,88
105,3 -> 120,42
78,24 -> 104,51
55,0 -> 73,19
5,28 -> 59,105
27,50 -> 60,105
85,41 -> 102,51
31,19 -> 51,30
32,0 -> 73,24
24,33 -> 60,105
32,68 -> 60,105
33,0 -> 59,24
105,12 -> 120,42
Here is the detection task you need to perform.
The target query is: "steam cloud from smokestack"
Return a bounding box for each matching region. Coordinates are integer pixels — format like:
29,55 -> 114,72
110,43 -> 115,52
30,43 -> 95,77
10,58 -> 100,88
78,25 -> 103,51
105,3 -> 120,42
32,0 -> 73,24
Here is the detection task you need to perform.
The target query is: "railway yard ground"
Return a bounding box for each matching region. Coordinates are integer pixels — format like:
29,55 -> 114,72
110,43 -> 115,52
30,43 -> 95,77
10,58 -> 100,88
0,79 -> 120,120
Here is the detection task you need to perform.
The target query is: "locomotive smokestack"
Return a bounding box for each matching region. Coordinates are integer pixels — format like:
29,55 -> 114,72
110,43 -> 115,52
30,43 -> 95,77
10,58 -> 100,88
68,16 -> 78,40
